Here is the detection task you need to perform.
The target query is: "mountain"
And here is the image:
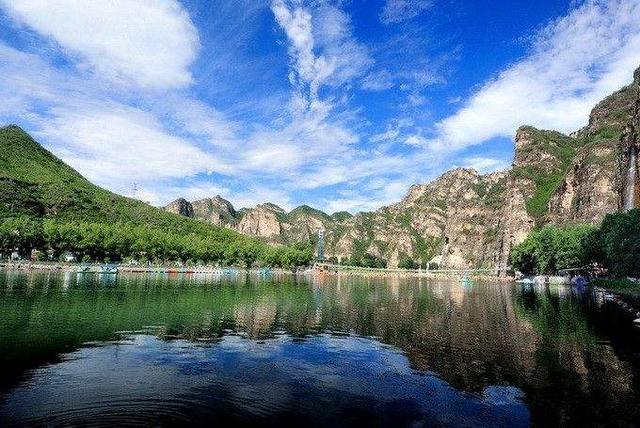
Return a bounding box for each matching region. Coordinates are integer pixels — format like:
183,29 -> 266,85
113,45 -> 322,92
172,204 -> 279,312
0,125 -> 263,245
167,65 -> 640,269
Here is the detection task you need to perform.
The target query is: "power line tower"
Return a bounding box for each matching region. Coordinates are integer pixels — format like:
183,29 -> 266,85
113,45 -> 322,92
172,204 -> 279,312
132,183 -> 138,199
316,229 -> 325,261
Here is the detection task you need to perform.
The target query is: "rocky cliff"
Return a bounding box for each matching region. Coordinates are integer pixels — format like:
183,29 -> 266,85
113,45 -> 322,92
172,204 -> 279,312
166,66 -> 640,270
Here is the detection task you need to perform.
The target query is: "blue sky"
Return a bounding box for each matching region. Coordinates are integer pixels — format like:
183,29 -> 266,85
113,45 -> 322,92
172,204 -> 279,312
1,0 -> 639,213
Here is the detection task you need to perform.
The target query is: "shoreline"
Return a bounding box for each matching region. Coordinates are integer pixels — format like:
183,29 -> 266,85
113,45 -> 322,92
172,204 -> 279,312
1,261 -> 514,281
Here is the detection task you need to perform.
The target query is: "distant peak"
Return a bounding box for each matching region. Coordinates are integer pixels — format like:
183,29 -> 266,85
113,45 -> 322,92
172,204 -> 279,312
259,202 -> 285,213
442,167 -> 478,178
165,197 -> 191,207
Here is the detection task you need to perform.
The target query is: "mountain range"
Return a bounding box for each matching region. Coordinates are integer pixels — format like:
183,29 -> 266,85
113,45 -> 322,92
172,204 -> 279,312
166,66 -> 640,269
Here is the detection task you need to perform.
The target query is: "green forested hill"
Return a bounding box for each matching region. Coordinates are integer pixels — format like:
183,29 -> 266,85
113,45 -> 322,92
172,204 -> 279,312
0,125 -> 312,266
0,125 -> 215,231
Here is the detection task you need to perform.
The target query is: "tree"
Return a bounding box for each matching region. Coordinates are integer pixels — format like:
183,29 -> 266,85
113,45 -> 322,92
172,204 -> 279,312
511,224 -> 598,275
510,237 -> 537,274
398,256 -> 417,270
0,216 -> 43,257
600,209 -> 640,277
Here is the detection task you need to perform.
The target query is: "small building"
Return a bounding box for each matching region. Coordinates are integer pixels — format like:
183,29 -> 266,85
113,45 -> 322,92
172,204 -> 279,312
428,255 -> 443,270
30,249 -> 43,261
63,252 -> 77,263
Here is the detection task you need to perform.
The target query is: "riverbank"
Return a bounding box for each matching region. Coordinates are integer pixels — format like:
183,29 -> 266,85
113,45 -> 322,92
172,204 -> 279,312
0,261 -> 293,275
313,269 -> 513,281
1,261 -> 515,281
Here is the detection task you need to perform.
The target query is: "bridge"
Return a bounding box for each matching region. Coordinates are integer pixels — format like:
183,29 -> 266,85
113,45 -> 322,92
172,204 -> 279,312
312,262 -> 510,277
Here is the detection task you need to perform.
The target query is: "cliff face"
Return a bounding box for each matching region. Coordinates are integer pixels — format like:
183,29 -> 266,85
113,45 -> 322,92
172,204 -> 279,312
548,67 -> 640,223
192,196 -> 237,226
166,66 -> 640,270
236,204 -> 284,239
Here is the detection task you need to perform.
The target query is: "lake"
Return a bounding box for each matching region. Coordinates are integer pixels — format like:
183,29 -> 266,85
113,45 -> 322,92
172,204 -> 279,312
0,270 -> 639,427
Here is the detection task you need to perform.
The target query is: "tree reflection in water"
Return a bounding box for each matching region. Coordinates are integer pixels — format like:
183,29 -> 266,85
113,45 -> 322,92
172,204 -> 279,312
0,271 -> 638,426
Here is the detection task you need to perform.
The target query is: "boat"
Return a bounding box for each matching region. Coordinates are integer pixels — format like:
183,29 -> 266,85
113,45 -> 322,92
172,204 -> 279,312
460,275 -> 474,287
258,267 -> 272,276
76,264 -> 91,273
99,264 -> 119,274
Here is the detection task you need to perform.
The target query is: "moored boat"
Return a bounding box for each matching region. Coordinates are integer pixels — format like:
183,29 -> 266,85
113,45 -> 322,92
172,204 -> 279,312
99,265 -> 119,274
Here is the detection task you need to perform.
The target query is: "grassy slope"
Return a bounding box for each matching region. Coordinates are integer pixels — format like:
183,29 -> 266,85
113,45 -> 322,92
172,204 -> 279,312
0,125 -> 256,242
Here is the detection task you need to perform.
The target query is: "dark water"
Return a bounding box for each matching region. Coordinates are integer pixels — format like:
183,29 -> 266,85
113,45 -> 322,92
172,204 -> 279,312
0,271 -> 639,427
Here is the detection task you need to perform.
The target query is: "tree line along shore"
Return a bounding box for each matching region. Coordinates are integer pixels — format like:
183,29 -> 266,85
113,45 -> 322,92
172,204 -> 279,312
510,209 -> 640,287
0,216 -> 314,269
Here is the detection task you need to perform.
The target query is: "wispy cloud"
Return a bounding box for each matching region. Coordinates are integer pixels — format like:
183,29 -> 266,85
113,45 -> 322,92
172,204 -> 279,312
380,0 -> 432,24
431,0 -> 640,152
271,0 -> 335,105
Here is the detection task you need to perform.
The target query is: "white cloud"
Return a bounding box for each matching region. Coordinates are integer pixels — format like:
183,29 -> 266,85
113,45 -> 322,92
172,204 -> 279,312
232,186 -> 294,211
312,4 -> 372,87
0,0 -> 199,88
324,179 -> 410,213
271,0 -> 371,106
324,197 -> 385,214
167,183 -> 231,204
271,0 -> 335,103
404,134 -> 428,147
36,104 -> 229,191
361,70 -> 395,91
167,98 -> 239,148
406,93 -> 426,106
380,0 -> 432,24
432,0 -> 640,152
371,128 -> 400,143
460,157 -> 510,174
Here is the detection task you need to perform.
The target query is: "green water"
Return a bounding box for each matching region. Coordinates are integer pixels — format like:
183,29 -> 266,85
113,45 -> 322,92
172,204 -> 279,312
0,270 -> 639,426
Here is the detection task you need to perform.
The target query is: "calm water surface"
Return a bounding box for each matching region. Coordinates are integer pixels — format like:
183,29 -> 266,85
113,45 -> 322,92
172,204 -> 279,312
0,270 -> 639,427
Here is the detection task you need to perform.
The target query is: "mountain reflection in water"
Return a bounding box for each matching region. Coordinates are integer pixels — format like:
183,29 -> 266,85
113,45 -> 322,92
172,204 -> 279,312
0,271 -> 638,426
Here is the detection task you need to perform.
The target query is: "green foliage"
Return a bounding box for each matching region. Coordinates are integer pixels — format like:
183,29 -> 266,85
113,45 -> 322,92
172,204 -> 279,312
514,210 -> 640,278
484,178 -> 507,209
342,247 -> 387,268
590,278 -> 639,290
512,127 -> 585,221
0,126 -> 312,268
522,168 -> 566,219
412,232 -> 441,263
0,217 -> 313,268
510,224 -> 598,274
398,256 -> 417,270
599,209 -> 640,278
0,216 -> 44,255
331,211 -> 353,222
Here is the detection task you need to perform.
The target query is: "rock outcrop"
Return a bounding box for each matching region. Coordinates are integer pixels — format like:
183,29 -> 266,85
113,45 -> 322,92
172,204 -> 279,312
549,66 -> 640,222
164,198 -> 194,218
192,196 -> 237,226
237,204 -> 284,239
166,66 -> 640,270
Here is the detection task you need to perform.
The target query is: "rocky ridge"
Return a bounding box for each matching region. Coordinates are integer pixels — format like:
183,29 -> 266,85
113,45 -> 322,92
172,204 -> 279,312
166,66 -> 640,269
